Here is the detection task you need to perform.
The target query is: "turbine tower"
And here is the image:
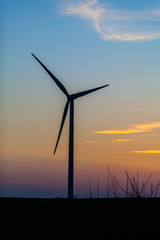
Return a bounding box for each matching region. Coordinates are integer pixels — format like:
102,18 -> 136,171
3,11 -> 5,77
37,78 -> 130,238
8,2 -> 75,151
31,53 -> 109,199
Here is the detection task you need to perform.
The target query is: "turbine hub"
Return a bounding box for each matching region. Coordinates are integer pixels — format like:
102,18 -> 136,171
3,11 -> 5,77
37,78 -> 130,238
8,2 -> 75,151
68,94 -> 75,101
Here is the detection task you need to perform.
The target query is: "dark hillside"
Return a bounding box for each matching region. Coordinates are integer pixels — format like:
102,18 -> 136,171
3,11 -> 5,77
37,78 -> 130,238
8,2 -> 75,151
1,198 -> 160,239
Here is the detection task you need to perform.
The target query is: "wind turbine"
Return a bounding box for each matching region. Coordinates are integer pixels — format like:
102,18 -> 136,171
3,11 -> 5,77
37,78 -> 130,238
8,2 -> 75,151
31,53 -> 109,199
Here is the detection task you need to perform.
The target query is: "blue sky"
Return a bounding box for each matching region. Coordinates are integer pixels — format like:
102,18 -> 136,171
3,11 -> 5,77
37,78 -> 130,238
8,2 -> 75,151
1,0 -> 160,198
1,0 -> 160,107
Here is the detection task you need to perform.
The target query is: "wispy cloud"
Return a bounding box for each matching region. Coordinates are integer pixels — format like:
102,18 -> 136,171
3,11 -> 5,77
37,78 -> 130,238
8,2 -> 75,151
134,108 -> 160,113
96,122 -> 160,134
113,139 -> 132,142
64,0 -> 160,41
84,140 -> 98,143
97,129 -> 148,134
131,150 -> 160,154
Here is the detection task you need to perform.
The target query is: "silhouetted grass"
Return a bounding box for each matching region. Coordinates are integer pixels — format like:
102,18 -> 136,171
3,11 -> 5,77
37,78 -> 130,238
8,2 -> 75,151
88,166 -> 160,198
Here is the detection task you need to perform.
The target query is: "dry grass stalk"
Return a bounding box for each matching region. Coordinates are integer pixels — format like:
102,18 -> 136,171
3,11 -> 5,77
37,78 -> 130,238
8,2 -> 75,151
88,167 -> 160,198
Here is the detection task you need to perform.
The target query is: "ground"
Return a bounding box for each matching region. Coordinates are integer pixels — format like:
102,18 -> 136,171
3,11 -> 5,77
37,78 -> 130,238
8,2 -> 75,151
1,198 -> 160,239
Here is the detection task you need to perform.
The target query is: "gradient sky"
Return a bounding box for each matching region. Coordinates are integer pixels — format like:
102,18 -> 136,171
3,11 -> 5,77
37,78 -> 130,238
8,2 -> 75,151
1,0 -> 160,198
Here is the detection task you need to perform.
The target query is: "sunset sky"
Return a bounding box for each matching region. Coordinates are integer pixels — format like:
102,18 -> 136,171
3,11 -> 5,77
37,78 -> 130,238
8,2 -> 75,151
1,0 -> 160,198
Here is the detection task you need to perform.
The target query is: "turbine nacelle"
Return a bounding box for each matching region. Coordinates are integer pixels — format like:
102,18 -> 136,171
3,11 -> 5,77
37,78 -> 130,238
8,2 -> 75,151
68,94 -> 76,101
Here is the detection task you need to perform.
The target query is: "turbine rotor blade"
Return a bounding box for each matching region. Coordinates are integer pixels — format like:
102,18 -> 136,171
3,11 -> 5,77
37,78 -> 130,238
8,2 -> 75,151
54,100 -> 69,155
74,84 -> 109,99
31,53 -> 69,97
